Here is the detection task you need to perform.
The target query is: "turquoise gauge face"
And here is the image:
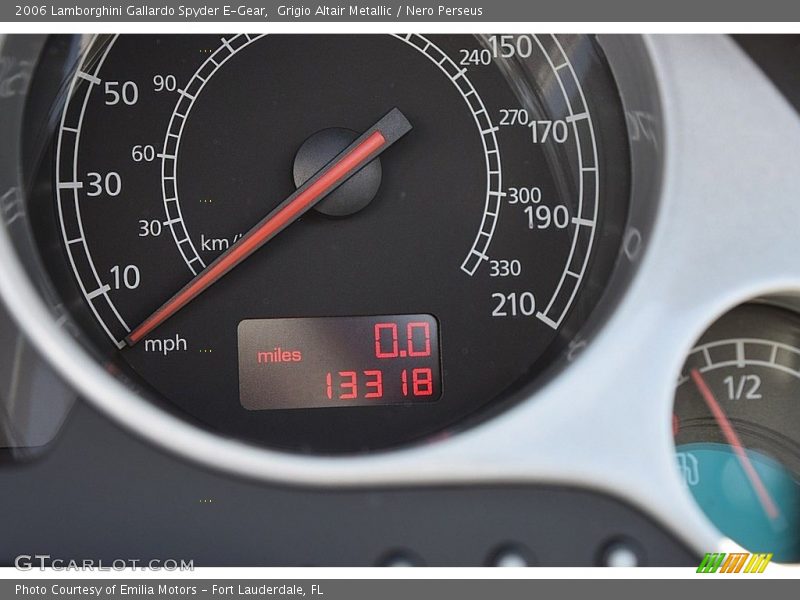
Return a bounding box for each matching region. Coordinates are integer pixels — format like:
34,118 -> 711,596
676,443 -> 800,562
673,305 -> 800,564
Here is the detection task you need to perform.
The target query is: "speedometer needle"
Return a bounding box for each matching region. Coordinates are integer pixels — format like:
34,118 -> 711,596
126,108 -> 412,346
689,368 -> 782,522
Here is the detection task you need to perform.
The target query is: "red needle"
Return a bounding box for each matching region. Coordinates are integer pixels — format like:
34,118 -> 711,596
126,108 -> 412,346
689,368 -> 782,521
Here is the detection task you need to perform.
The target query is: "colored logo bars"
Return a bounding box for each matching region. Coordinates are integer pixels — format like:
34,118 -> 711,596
697,552 -> 772,573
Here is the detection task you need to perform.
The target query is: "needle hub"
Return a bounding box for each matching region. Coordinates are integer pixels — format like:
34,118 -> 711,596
293,128 -> 382,217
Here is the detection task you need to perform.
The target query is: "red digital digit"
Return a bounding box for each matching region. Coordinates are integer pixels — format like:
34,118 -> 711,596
406,321 -> 431,357
325,372 -> 333,400
412,368 -> 434,396
374,322 -> 399,358
401,369 -> 408,396
338,371 -> 358,399
364,370 -> 383,398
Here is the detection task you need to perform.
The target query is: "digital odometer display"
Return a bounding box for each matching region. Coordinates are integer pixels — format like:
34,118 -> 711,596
42,34 -> 631,453
238,315 -> 441,409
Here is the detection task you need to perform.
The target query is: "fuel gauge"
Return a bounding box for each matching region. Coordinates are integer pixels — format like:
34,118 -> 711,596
673,303 -> 800,563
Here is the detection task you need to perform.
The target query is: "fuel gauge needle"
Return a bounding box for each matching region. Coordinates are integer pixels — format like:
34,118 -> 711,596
126,107 -> 412,346
689,368 -> 783,523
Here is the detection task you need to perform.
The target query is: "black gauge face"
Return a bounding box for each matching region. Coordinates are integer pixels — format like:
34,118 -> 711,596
39,34 -> 630,453
674,304 -> 800,562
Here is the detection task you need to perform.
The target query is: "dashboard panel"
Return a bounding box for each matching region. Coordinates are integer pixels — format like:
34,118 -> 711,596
1,33 -> 800,566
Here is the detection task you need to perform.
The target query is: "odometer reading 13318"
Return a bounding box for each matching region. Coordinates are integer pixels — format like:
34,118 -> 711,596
238,315 -> 441,409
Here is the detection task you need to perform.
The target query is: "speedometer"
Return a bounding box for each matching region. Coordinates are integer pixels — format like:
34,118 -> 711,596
39,34 -> 630,453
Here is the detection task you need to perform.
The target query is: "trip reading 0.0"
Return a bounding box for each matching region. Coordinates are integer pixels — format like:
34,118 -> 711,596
237,315 -> 441,410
